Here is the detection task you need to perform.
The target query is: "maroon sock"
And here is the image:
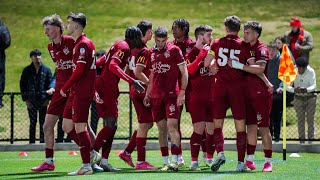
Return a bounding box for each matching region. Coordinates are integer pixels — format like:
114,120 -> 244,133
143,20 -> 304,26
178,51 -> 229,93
93,126 -> 114,152
178,129 -> 183,155
247,144 -> 256,155
67,128 -> 80,146
102,133 -> 115,159
190,132 -> 202,161
136,137 -> 147,162
206,133 -> 214,159
236,132 -> 246,162
125,130 -> 137,154
213,128 -> 224,153
171,144 -> 180,156
77,131 -> 91,164
264,149 -> 272,158
200,131 -> 207,153
45,148 -> 54,158
160,146 -> 169,156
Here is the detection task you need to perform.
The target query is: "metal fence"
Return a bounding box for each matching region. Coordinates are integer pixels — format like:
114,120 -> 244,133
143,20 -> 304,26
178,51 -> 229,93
0,92 -> 319,144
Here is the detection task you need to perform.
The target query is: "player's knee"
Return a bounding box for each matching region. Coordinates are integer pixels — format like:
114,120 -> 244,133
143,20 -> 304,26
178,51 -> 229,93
103,117 -> 118,131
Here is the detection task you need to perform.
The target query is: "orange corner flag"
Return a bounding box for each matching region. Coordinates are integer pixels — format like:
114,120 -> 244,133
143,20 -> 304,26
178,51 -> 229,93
278,44 -> 297,85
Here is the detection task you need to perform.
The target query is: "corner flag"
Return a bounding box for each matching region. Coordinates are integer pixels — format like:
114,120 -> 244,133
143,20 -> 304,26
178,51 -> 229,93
278,44 -> 297,160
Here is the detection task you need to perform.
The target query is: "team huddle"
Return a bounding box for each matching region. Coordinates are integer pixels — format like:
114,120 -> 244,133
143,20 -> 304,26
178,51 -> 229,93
31,13 -> 273,175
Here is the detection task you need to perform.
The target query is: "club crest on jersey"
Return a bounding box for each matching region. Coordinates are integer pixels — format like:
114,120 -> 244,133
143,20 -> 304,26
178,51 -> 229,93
164,51 -> 170,58
169,104 -> 176,113
63,47 -> 70,55
151,53 -> 155,61
50,50 -> 55,58
80,48 -> 86,55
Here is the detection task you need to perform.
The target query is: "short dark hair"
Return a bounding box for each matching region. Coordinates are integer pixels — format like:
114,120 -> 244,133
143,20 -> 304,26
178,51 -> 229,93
224,16 -> 241,32
95,50 -> 106,58
125,26 -> 143,49
30,49 -> 41,57
244,20 -> 262,38
42,14 -> 64,34
194,25 -> 213,39
274,36 -> 285,43
154,27 -> 168,38
172,18 -> 190,37
267,42 -> 278,49
137,20 -> 152,37
67,12 -> 87,28
296,56 -> 308,67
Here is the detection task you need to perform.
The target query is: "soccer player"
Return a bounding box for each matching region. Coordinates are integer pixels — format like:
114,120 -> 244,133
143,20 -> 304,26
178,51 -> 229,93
93,26 -> 144,171
59,12 -> 98,175
203,15 -> 247,172
186,25 -> 215,170
117,20 -> 157,170
228,20 -> 273,172
31,14 -> 76,172
144,27 -> 188,171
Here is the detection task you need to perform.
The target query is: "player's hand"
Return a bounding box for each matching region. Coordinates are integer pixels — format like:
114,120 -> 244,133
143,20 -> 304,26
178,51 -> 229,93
132,80 -> 145,93
228,58 -> 244,70
209,61 -> 219,75
276,88 -> 283,94
60,89 -> 67,97
198,44 -> 210,59
94,91 -> 104,104
143,95 -> 150,107
46,88 -> 55,95
177,90 -> 185,106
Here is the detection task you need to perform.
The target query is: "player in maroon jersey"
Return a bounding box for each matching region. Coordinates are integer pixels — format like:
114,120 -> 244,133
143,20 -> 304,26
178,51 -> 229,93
228,21 -> 273,172
186,25 -> 215,170
58,12 -> 98,175
144,27 -> 188,171
172,18 -> 201,167
31,14 -> 79,172
117,20 -> 156,170
93,26 -> 145,172
204,15 -> 247,172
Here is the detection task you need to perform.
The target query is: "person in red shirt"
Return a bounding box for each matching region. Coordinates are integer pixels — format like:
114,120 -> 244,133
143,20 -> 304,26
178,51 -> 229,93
31,14 -> 76,172
171,18 -> 198,167
93,26 -> 144,172
117,20 -> 156,170
59,12 -> 98,176
144,27 -> 188,171
185,25 -> 215,170
228,20 -> 273,172
204,15 -> 247,172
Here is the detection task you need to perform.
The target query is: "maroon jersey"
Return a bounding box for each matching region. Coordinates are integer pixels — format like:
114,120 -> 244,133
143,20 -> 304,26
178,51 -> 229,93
173,37 -> 195,58
128,44 -> 151,97
243,40 -> 270,87
186,46 -> 214,100
150,42 -> 185,98
98,40 -> 131,94
71,34 -> 96,97
48,35 -> 74,89
210,34 -> 246,81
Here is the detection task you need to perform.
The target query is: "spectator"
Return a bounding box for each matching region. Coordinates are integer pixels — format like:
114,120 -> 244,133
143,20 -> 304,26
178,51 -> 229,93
0,20 -> 11,108
284,17 -> 313,63
287,56 -> 316,144
90,50 -> 106,134
267,42 -> 282,143
20,49 -> 52,144
274,36 -> 285,54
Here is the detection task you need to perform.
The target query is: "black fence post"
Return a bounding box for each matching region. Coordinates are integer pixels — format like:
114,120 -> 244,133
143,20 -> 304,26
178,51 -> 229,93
129,97 -> 133,139
10,93 -> 14,144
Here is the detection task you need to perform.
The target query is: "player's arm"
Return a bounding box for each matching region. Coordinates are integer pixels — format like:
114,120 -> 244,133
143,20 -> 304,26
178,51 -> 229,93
135,65 -> 149,86
60,44 -> 88,97
143,71 -> 153,107
124,65 -> 130,76
177,62 -> 188,106
187,45 -> 210,75
96,54 -> 106,68
109,55 -> 144,92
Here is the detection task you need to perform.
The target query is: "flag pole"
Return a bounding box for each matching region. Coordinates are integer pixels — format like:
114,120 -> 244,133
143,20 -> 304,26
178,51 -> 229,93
283,76 -> 287,161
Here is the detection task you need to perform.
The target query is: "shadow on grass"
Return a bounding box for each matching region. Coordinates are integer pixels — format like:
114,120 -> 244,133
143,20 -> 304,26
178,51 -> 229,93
0,171 -> 67,179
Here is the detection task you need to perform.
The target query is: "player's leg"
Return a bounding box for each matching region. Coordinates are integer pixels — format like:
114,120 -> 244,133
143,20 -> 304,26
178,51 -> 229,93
189,121 -> 205,171
205,121 -> 215,166
177,105 -> 185,167
118,129 -> 137,167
